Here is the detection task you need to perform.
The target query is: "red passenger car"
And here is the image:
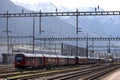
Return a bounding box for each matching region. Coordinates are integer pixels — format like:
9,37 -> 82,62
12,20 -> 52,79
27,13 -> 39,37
14,53 -> 76,69
14,53 -> 107,69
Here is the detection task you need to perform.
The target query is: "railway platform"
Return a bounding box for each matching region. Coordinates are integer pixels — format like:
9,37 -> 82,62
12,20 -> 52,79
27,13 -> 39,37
103,68 -> 120,80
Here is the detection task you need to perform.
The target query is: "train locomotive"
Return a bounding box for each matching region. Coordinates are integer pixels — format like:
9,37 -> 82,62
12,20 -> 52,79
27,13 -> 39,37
14,53 -> 106,69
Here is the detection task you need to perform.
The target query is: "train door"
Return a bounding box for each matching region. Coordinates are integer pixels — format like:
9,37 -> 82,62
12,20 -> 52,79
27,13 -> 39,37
75,57 -> 79,64
37,57 -> 42,67
57,57 -> 59,66
43,56 -> 46,67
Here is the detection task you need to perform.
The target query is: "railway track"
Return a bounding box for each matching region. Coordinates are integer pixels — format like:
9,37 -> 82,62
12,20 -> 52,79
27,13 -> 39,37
38,64 -> 120,80
0,64 -> 102,80
0,64 -> 13,69
0,64 -> 15,72
82,64 -> 120,80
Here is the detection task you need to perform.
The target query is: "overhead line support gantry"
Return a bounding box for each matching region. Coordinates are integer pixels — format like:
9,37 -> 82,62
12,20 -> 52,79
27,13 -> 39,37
0,11 -> 120,18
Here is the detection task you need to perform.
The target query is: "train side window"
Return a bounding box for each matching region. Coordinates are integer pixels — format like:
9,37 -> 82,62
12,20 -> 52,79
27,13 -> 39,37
15,54 -> 23,61
29,57 -> 32,63
25,57 -> 27,64
37,57 -> 39,63
38,57 -> 42,63
53,58 -> 55,63
48,57 -> 51,63
28,57 -> 30,62
32,57 -> 34,63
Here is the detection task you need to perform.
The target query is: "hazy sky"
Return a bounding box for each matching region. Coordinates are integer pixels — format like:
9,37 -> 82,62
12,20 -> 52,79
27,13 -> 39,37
11,0 -> 120,10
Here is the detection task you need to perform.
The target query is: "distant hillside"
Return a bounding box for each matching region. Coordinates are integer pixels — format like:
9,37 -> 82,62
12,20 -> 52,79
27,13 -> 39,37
0,0 -> 77,38
13,0 -> 120,37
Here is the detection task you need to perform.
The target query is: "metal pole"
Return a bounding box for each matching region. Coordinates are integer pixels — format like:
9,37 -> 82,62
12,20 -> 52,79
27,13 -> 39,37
61,43 -> 63,55
10,37 -> 13,63
55,44 -> 56,55
71,45 -> 72,56
92,37 -> 94,53
86,33 -> 88,58
76,37 -> 78,56
107,38 -> 111,60
6,11 -> 9,54
76,9 -> 79,56
109,38 -> 111,53
33,17 -> 37,67
98,52 -> 100,63
76,9 -> 78,34
39,10 -> 42,35
33,17 -> 35,54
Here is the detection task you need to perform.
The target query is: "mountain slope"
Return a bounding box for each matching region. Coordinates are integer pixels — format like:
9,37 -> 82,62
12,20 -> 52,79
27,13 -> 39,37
0,0 -> 77,39
13,1 -> 120,37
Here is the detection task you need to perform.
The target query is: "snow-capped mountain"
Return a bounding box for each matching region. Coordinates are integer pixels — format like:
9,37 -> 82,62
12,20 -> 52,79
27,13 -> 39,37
0,0 -> 77,38
8,0 -> 120,49
1,0 -> 120,43
12,1 -> 120,37
1,0 -> 120,42
13,1 -> 70,12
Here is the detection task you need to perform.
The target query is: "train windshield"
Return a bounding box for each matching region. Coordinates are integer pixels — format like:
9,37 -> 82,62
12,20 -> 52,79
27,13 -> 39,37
15,54 -> 24,62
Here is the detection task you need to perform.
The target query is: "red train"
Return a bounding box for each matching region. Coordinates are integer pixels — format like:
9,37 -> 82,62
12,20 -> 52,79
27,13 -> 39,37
14,53 -> 106,69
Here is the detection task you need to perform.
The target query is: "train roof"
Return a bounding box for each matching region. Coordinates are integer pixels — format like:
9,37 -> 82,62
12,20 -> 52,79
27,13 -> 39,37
77,56 -> 87,58
88,57 -> 105,60
16,53 -> 100,59
90,57 -> 99,59
113,57 -> 120,59
21,53 -> 58,58
16,53 -> 76,58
